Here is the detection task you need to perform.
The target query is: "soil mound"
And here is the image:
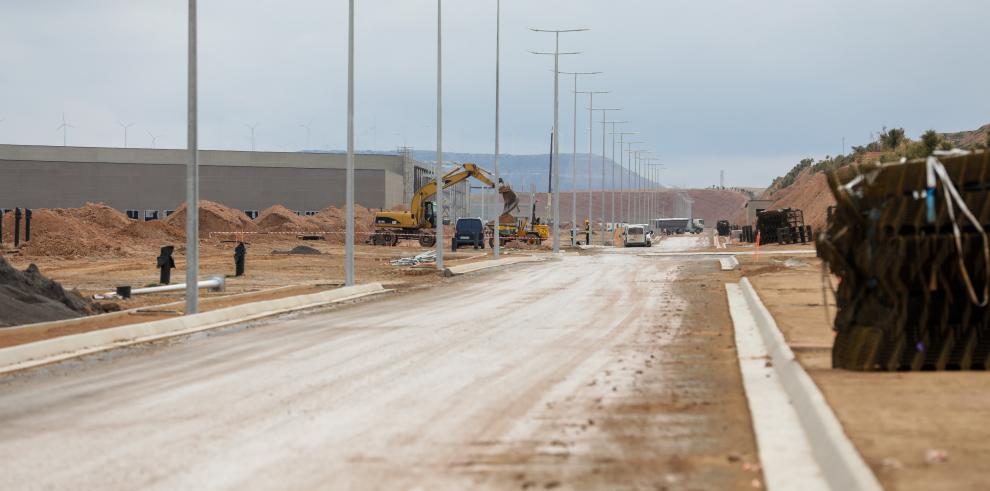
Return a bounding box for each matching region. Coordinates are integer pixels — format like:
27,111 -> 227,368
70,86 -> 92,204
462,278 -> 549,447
63,203 -> 131,230
3,208 -> 127,258
120,220 -> 185,241
255,205 -> 323,232
165,200 -> 258,234
273,245 -> 323,255
0,257 -> 94,327
312,205 -> 376,243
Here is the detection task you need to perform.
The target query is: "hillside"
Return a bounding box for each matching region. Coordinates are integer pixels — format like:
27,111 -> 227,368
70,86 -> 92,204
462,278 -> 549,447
477,188 -> 749,228
943,123 -> 990,149
750,123 -> 990,232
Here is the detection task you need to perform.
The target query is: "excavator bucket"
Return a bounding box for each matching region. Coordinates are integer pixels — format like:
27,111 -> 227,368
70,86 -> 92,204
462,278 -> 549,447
498,181 -> 520,225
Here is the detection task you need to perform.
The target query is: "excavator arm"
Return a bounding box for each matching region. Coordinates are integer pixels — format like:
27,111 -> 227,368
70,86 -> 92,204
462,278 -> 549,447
410,163 -> 517,227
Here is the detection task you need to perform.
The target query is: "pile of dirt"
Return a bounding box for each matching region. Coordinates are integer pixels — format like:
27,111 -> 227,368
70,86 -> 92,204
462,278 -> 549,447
119,220 -> 185,241
62,203 -> 132,230
164,200 -> 258,235
3,206 -> 128,258
0,257 -> 96,327
311,205 -> 376,243
255,205 -> 323,233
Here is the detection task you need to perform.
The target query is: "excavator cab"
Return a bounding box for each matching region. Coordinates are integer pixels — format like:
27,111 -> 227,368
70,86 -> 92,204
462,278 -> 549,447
424,201 -> 436,228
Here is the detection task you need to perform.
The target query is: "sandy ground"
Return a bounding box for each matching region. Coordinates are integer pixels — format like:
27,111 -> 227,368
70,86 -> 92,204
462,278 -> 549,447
0,239 -> 540,345
0,236 -> 760,490
742,253 -> 990,491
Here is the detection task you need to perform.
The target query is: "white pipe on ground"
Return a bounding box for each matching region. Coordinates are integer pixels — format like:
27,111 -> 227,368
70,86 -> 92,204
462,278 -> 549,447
95,276 -> 225,300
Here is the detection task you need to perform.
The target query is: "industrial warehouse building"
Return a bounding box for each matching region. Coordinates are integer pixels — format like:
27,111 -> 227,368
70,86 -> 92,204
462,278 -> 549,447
0,144 -> 469,219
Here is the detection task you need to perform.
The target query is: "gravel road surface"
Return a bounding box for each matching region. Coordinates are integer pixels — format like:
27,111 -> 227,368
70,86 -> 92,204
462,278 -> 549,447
0,236 -> 758,490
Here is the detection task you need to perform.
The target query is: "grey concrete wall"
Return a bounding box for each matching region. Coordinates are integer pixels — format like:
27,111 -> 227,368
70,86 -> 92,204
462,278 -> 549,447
0,160 -> 391,213
0,144 -> 416,213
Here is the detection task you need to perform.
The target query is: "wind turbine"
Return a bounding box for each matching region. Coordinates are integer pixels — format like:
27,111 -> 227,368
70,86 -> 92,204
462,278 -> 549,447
56,113 -> 74,147
245,123 -> 259,151
298,120 -> 313,150
118,122 -> 135,148
147,129 -> 162,149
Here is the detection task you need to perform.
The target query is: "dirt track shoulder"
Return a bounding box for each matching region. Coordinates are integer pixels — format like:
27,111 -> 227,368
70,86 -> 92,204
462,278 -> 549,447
743,254 -> 990,491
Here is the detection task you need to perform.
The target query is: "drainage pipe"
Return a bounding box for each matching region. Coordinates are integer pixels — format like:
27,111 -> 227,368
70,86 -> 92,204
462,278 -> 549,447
94,276 -> 225,300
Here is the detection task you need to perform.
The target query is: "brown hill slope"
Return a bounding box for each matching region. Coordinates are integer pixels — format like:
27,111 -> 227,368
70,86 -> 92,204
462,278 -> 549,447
479,188 -> 748,227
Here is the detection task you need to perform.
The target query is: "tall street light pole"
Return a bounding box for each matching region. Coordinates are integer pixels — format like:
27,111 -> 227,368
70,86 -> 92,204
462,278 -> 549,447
646,161 -> 664,224
436,0 -> 445,270
609,129 -> 635,227
559,71 -> 600,246
596,112 -> 622,245
611,133 -> 639,224
636,150 -> 650,223
185,0 -> 200,315
345,0 -> 355,286
530,27 -> 587,254
493,0 -> 502,259
624,142 -> 644,223
629,149 -> 643,223
580,96 -> 610,243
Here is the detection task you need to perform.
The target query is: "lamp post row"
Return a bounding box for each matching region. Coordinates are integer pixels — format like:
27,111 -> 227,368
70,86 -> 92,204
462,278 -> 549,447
183,4 -> 662,315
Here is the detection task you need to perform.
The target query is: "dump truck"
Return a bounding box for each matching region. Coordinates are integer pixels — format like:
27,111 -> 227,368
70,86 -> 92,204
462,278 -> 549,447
371,163 -> 517,247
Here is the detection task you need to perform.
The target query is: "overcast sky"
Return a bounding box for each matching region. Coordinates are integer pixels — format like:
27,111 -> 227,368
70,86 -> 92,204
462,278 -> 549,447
1,0 -> 988,187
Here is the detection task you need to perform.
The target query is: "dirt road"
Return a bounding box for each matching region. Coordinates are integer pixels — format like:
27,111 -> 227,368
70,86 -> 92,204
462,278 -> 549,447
0,236 -> 758,490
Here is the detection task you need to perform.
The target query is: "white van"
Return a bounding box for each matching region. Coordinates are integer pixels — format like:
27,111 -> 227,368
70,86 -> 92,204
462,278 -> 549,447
624,224 -> 650,247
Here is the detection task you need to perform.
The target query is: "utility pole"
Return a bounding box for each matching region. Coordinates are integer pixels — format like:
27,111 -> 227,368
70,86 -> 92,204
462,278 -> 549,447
530,27 -> 588,253
559,71 -> 600,246
596,112 -> 622,245
493,0 -> 502,259
608,127 -> 633,229
345,0 -> 355,286
579,95 -> 610,244
185,0 -> 200,314
625,143 -> 644,223
612,136 -> 640,223
436,0 -> 445,270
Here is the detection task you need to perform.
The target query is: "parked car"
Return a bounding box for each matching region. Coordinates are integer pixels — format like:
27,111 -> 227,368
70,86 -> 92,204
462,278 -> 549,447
452,217 -> 485,251
623,224 -> 650,247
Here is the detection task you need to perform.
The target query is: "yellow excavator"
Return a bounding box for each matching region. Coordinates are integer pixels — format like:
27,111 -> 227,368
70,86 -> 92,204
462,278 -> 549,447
371,163 -> 518,247
487,186 -> 551,248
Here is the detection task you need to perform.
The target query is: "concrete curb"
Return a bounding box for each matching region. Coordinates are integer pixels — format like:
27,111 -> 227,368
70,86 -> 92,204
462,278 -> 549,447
738,278 -> 882,491
641,250 -> 817,257
0,283 -> 387,375
719,255 -> 740,271
443,256 -> 545,277
726,283 -> 826,490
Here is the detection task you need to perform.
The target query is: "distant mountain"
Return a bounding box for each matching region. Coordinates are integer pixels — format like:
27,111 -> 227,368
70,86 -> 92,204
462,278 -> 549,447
411,150 -> 652,192
942,123 -> 990,149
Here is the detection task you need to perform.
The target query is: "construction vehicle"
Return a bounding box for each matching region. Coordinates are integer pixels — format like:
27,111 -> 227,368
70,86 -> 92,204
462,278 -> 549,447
487,186 -> 551,247
370,163 -> 517,247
